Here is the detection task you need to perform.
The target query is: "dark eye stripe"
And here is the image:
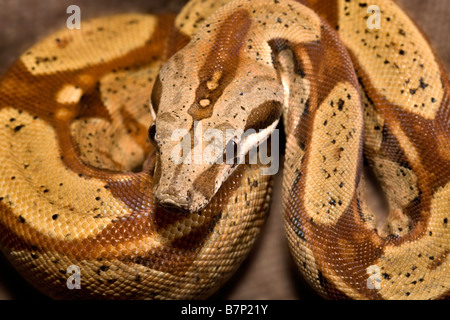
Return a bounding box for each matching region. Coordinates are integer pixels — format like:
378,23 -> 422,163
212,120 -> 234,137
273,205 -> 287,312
244,100 -> 282,131
192,165 -> 222,200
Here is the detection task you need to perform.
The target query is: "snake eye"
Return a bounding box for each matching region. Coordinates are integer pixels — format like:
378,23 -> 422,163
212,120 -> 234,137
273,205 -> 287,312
148,123 -> 156,144
225,139 -> 239,164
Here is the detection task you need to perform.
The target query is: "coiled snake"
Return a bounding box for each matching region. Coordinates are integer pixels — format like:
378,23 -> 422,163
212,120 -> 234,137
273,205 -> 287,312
0,0 -> 448,299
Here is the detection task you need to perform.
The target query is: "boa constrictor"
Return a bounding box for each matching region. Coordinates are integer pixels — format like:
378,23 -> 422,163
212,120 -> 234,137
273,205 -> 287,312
0,0 -> 448,300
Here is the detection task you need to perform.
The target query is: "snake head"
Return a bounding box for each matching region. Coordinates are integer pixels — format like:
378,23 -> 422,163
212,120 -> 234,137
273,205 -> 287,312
148,36 -> 284,212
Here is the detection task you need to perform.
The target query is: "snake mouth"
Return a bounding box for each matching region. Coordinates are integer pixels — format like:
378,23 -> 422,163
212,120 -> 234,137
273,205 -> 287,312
154,187 -> 209,213
157,197 -> 192,213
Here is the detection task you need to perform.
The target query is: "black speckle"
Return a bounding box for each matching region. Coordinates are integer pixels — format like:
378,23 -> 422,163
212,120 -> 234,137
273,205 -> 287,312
19,215 -> 26,223
338,99 -> 345,111
299,141 -> 305,151
52,214 -> 58,220
14,124 -> 25,132
419,78 -> 428,90
100,265 -> 109,272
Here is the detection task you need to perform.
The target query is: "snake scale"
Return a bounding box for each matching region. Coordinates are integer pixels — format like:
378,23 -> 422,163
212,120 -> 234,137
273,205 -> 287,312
0,0 -> 448,300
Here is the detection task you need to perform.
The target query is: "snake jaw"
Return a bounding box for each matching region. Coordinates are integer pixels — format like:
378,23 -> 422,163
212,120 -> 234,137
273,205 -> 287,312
152,154 -> 233,213
156,193 -> 195,212
156,191 -> 208,213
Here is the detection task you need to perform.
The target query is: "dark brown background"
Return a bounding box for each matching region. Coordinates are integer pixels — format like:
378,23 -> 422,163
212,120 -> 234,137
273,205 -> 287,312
0,0 -> 449,300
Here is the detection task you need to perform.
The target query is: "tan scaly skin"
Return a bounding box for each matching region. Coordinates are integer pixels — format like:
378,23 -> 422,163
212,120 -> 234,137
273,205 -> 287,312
0,0 -> 448,299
